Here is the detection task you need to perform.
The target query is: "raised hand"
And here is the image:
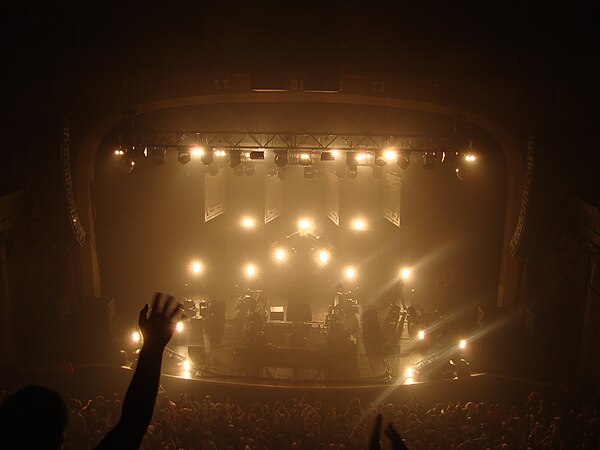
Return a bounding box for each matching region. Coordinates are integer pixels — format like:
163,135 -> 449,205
384,422 -> 408,450
138,292 -> 182,349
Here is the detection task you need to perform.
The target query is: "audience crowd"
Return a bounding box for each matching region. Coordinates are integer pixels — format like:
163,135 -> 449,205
15,388 -> 591,449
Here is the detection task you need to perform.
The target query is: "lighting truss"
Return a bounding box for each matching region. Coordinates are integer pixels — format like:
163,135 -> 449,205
114,130 -> 456,153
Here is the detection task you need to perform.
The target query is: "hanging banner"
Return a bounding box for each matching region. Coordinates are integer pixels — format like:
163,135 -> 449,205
264,174 -> 283,224
204,168 -> 226,222
383,171 -> 401,227
326,170 -> 340,226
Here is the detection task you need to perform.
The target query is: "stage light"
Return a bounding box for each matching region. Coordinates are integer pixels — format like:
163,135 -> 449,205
405,367 -> 414,377
345,266 -> 356,280
245,263 -> 257,278
113,149 -> 125,156
299,153 -> 311,163
201,149 -> 214,166
464,153 -> 476,162
229,149 -> 242,168
303,166 -> 314,179
318,250 -> 330,265
418,330 -> 425,340
182,359 -> 191,371
400,267 -> 411,280
131,331 -> 141,343
178,150 -> 192,165
456,164 -> 467,181
215,149 -> 227,157
352,219 -> 366,231
176,321 -> 184,333
151,148 -> 166,165
274,248 -> 286,261
356,152 -> 367,162
384,149 -> 397,161
297,218 -> 312,232
321,151 -> 335,161
191,146 -> 204,157
192,261 -> 202,274
331,150 -> 339,158
459,339 -> 467,350
250,150 -> 265,160
275,150 -> 288,168
397,155 -> 410,169
241,217 -> 256,229
118,156 -> 135,173
346,152 -> 358,169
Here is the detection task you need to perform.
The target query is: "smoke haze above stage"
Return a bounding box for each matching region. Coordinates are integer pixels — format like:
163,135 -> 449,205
93,103 -> 506,328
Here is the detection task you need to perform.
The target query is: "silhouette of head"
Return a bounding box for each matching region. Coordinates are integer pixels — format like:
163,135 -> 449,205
0,385 -> 68,450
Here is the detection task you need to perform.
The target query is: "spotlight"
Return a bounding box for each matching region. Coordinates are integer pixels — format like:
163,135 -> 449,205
303,166 -> 314,179
356,152 -> 368,162
244,164 -> 255,177
245,263 -> 257,278
299,153 -> 311,164
384,149 -> 397,162
297,218 -> 312,232
151,147 -> 166,165
418,330 -> 425,340
118,156 -> 135,173
275,150 -> 288,168
344,266 -> 356,280
178,150 -> 192,165
214,149 -> 227,157
274,248 -> 286,261
191,146 -> 204,157
464,153 -> 477,162
456,163 -> 467,181
241,217 -> 256,229
405,367 -> 414,377
459,339 -> 467,350
131,331 -> 141,343
400,267 -> 411,280
397,155 -> 410,170
229,149 -> 242,168
113,148 -> 125,156
318,250 -> 330,265
375,150 -> 388,166
182,359 -> 191,371
192,261 -> 202,274
176,321 -> 184,333
423,153 -> 436,170
201,149 -> 214,166
352,219 -> 366,231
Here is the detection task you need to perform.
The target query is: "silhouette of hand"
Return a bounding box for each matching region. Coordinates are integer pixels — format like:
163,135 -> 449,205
138,292 -> 182,348
385,422 -> 408,450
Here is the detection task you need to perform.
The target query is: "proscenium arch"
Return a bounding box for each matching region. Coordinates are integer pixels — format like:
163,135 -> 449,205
74,92 -> 523,307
